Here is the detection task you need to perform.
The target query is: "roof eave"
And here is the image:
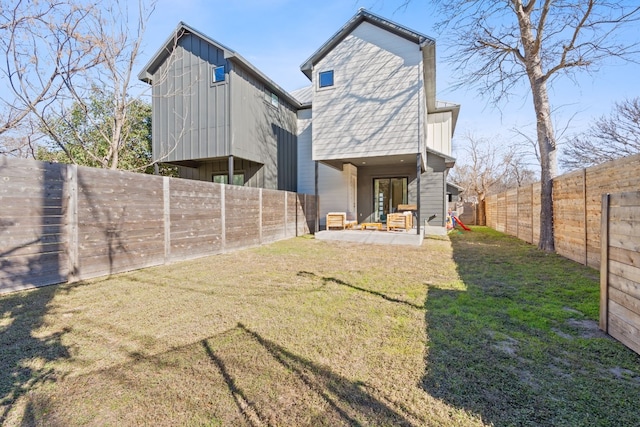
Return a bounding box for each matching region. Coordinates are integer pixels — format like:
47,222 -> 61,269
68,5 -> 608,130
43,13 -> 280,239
138,22 -> 302,109
228,53 -> 302,108
427,147 -> 456,168
138,21 -> 236,84
300,8 -> 435,80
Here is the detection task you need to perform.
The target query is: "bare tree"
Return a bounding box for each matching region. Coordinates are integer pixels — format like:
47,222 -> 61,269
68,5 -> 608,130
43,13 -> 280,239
412,0 -> 640,251
37,0 -> 158,170
450,133 -> 516,224
0,0 -> 168,172
501,155 -> 537,190
562,97 -> 640,170
0,117 -> 43,158
0,0 -> 101,137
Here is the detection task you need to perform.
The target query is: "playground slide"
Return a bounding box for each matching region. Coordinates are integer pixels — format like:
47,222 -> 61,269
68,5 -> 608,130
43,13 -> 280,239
453,216 -> 471,231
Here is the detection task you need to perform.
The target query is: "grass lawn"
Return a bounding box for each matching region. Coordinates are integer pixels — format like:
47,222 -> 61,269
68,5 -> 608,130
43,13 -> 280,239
1,227 -> 639,426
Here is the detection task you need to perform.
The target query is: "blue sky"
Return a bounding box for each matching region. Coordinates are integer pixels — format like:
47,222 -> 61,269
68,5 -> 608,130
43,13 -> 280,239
139,0 -> 640,165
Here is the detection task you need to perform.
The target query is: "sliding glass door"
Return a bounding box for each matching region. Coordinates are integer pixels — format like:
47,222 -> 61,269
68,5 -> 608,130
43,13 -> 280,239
373,177 -> 408,222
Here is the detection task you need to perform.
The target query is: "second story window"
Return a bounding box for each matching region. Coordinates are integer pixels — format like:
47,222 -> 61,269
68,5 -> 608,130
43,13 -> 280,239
267,91 -> 279,108
212,65 -> 225,83
319,70 -> 334,88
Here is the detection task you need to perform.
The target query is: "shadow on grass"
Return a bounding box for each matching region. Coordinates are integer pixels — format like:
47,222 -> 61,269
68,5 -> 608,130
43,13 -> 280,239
422,228 -> 640,427
0,285 -> 72,424
18,322 -> 414,425
297,271 -> 424,310
233,323 -> 411,426
202,339 -> 268,426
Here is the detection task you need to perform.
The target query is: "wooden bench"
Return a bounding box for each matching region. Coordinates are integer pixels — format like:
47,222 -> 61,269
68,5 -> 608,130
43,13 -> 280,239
360,222 -> 382,231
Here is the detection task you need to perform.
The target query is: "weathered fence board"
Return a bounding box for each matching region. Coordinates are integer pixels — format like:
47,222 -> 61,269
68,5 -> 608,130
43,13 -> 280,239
262,189 -> 287,243
601,191 -> 640,355
0,157 -> 317,294
225,186 -> 261,251
0,158 -> 69,292
485,153 -> 640,269
169,178 -> 223,262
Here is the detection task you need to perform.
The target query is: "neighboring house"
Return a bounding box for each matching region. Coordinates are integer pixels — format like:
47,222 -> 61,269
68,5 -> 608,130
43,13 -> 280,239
139,9 -> 460,232
138,23 -> 299,191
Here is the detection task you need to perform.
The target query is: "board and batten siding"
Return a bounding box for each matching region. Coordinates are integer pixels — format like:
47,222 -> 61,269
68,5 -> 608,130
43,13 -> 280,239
312,21 -> 424,161
151,33 -> 230,163
229,63 -> 298,191
296,108 -> 314,195
177,158 -> 266,188
427,112 -> 453,157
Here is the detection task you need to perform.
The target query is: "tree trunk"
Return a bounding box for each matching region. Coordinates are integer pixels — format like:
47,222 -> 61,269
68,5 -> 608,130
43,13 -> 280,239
530,77 -> 557,252
514,0 -> 558,252
477,197 -> 486,226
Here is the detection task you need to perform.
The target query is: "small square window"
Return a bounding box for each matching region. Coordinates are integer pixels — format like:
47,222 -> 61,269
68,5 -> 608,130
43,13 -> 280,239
212,65 -> 225,83
319,70 -> 334,88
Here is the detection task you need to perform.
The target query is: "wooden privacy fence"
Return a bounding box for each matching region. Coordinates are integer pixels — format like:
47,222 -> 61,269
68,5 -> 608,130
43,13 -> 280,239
0,157 -> 317,294
486,153 -> 640,270
600,191 -> 640,355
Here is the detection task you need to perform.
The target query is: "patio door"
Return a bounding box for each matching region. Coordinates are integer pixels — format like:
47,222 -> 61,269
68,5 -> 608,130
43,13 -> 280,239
374,177 -> 408,222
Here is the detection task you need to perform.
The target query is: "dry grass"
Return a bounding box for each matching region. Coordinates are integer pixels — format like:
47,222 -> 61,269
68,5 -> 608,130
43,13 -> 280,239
1,236 -> 479,426
2,230 -> 638,426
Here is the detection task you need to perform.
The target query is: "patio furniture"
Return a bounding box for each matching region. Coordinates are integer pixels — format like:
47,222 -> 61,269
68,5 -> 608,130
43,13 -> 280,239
387,212 -> 412,231
326,212 -> 347,230
360,222 -> 383,231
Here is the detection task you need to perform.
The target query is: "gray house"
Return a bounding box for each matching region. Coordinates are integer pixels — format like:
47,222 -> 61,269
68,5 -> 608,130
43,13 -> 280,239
140,9 -> 460,233
138,22 -> 299,191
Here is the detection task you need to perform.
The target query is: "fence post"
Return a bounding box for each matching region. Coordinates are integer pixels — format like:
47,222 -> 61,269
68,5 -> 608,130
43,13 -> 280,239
163,177 -> 171,263
599,193 -> 610,332
221,184 -> 226,251
284,191 -> 288,237
531,184 -> 534,244
259,189 -> 263,244
516,187 -> 519,239
583,168 -> 588,266
67,164 -> 78,282
303,194 -> 307,234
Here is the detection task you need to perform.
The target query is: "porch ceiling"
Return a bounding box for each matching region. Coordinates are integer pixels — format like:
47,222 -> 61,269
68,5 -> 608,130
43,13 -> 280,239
319,153 -> 420,170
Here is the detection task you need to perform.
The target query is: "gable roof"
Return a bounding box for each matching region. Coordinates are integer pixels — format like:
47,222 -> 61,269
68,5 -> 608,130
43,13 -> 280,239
299,9 -> 459,134
138,22 -> 302,108
300,8 -> 435,79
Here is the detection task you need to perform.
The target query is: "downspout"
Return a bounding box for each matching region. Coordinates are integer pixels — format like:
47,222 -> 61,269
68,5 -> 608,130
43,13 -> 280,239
416,59 -> 422,236
227,61 -> 233,185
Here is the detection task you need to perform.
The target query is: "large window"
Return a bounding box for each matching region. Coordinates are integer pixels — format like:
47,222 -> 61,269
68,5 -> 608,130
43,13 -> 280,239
374,177 -> 408,222
212,65 -> 225,83
319,70 -> 334,88
212,172 -> 244,186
